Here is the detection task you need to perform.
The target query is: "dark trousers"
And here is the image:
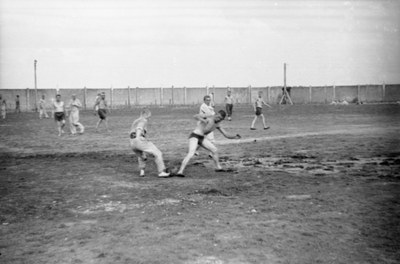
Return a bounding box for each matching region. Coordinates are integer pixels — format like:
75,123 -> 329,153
226,104 -> 233,117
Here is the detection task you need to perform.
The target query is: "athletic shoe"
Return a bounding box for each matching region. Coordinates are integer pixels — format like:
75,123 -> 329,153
250,127 -> 256,130
264,127 -> 270,130
158,171 -> 171,178
140,170 -> 145,177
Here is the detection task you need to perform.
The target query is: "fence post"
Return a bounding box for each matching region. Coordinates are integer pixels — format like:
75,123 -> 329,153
324,85 -> 327,104
357,85 -> 360,103
267,86 -> 270,104
382,83 -> 385,102
184,86 -> 187,105
160,87 -> 163,106
127,86 -> 131,108
333,85 -> 336,101
135,87 -> 138,106
171,85 -> 174,105
309,86 -> 312,104
249,85 -> 252,105
26,88 -> 30,112
110,87 -> 113,109
83,86 -> 87,110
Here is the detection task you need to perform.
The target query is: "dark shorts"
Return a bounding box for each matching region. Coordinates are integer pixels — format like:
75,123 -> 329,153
189,133 -> 205,146
54,112 -> 65,122
98,109 -> 107,120
255,107 -> 262,116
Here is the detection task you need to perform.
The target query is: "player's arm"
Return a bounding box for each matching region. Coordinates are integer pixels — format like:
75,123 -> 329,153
93,98 -> 99,110
217,126 -> 241,139
194,114 -> 208,124
262,100 -> 272,108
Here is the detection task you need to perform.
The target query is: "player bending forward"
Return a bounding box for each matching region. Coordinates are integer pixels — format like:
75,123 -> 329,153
176,110 -> 241,177
129,109 -> 170,178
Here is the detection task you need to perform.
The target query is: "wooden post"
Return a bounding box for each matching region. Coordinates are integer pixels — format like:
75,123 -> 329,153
135,87 -> 138,106
171,85 -> 174,105
184,86 -> 187,105
267,86 -> 270,104
34,60 -> 38,112
26,88 -> 30,111
127,86 -> 131,108
83,86 -> 87,110
249,85 -> 252,105
160,87 -> 163,106
110,87 -> 113,109
382,83 -> 385,102
333,85 -> 336,101
309,86 -> 312,104
357,85 -> 360,103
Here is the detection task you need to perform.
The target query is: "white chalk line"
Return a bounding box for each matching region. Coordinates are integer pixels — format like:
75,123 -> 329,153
216,127 -> 395,145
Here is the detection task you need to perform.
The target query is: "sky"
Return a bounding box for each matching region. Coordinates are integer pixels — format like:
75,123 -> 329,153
0,0 -> 399,89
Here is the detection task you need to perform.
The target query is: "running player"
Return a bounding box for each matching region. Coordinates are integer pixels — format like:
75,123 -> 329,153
176,110 -> 241,177
250,91 -> 272,130
1,95 -> 6,119
68,94 -> 85,135
129,108 -> 170,177
53,94 -> 67,136
39,95 -> 49,119
94,92 -> 110,132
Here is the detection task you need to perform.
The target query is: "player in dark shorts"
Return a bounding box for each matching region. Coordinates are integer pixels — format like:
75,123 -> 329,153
94,92 -> 110,132
250,91 -> 272,130
176,110 -> 241,177
52,94 -> 67,136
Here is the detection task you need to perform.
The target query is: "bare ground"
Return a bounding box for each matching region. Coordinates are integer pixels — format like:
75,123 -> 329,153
0,104 -> 399,264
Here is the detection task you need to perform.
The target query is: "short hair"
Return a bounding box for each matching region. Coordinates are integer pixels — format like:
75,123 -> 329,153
218,110 -> 226,119
203,95 -> 211,101
56,94 -> 61,97
140,108 -> 151,117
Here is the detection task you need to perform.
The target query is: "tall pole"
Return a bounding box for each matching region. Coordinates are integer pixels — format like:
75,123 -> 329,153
284,62 -> 287,89
34,60 -> 38,111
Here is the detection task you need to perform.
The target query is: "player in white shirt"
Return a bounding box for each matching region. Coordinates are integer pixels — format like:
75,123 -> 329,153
224,90 -> 234,121
198,95 -> 216,157
0,95 -> 6,119
68,94 -> 85,135
129,108 -> 170,177
53,94 -> 67,136
39,95 -> 49,119
250,91 -> 272,130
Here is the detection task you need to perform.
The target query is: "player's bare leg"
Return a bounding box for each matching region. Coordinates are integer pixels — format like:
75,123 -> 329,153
177,137 -> 198,176
201,138 -> 222,171
250,116 -> 258,130
261,114 -> 269,129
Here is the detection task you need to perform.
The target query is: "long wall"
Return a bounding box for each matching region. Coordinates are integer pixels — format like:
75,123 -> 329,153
1,84 -> 399,111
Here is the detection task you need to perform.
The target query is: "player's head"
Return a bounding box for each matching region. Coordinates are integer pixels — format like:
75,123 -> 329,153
140,108 -> 151,119
56,94 -> 61,101
203,95 -> 211,105
258,91 -> 263,97
72,94 -> 76,100
215,110 -> 226,123
42,94 -> 45,99
227,90 -> 231,96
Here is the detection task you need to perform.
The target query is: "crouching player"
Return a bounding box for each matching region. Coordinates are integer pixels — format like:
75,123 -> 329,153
176,110 -> 241,177
129,108 -> 170,177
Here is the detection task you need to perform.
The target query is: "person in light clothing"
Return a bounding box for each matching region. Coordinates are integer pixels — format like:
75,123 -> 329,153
129,108 -> 170,178
198,95 -> 216,157
68,94 -> 85,135
53,94 -> 67,136
224,90 -> 234,121
39,95 -> 49,119
250,91 -> 272,130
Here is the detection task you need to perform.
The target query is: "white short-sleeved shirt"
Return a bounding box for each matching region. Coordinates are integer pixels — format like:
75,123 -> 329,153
53,101 -> 65,112
200,103 -> 215,116
225,95 -> 234,104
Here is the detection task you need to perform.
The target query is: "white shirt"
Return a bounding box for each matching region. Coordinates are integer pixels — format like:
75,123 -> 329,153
69,99 -> 82,112
199,103 -> 215,116
53,101 -> 65,112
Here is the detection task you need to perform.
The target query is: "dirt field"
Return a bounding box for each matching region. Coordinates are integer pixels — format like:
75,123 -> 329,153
1,103 -> 399,264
